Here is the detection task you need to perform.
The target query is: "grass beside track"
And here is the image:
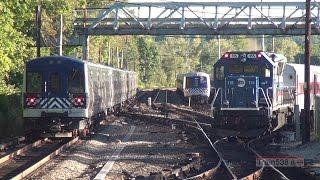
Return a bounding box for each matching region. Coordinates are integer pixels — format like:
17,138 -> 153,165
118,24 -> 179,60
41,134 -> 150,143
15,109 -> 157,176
0,93 -> 23,139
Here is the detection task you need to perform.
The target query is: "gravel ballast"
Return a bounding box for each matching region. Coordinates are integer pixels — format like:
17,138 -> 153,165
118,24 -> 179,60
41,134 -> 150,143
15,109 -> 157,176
28,116 -> 205,179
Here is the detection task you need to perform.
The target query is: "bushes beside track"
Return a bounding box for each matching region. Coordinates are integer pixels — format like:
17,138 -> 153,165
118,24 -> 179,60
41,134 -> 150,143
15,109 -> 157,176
0,94 -> 23,139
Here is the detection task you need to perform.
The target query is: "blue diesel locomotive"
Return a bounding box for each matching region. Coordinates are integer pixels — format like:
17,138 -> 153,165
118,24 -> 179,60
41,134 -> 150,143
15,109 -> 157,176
23,56 -> 137,137
211,51 -> 294,130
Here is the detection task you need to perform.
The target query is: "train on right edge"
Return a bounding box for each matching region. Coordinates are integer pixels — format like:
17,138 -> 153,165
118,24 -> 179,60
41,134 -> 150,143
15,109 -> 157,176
211,51 -> 320,131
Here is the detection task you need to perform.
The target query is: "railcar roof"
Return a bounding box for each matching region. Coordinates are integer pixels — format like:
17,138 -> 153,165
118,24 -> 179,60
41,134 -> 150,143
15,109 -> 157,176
286,63 -> 320,74
178,72 -> 210,77
26,56 -> 136,74
27,56 -> 84,66
214,51 -> 289,67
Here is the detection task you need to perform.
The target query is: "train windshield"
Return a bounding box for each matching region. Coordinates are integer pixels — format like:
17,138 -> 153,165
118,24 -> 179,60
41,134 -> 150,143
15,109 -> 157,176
229,64 -> 243,73
26,72 -> 43,93
186,76 -> 207,88
68,69 -> 84,93
49,73 -> 60,93
244,65 -> 258,73
228,64 -> 259,74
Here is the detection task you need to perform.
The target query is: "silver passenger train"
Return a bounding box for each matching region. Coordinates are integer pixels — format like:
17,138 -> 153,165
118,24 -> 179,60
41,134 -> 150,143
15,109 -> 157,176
23,56 -> 137,137
176,72 -> 211,104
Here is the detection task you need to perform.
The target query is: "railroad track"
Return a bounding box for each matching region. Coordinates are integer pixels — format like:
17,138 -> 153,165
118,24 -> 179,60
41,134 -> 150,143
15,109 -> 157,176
156,108 -> 287,179
120,111 -> 220,179
126,89 -> 290,179
194,118 -> 289,180
0,137 -> 26,152
212,137 -> 264,179
123,109 -> 289,179
0,137 -> 78,179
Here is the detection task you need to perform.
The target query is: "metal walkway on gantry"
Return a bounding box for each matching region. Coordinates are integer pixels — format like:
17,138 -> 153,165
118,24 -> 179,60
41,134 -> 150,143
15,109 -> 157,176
73,1 -> 320,36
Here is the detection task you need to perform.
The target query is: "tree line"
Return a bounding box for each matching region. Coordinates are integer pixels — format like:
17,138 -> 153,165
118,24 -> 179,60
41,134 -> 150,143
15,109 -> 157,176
1,0 -> 320,138
2,1 -> 320,93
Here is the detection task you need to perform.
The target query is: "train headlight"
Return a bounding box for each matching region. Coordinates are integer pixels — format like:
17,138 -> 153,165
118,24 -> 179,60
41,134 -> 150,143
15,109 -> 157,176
29,98 -> 35,103
257,53 -> 262,58
72,94 -> 86,108
25,94 -> 39,108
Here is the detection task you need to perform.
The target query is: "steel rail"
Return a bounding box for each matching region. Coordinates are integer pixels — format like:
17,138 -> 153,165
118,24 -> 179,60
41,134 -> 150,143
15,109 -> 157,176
247,136 -> 290,180
120,111 -> 220,179
213,136 -> 266,180
193,119 -> 237,179
2,137 -> 79,180
0,137 -> 26,152
0,139 -> 45,165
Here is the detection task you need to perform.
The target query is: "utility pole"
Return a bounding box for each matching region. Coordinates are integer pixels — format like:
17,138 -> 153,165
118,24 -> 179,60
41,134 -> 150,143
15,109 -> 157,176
108,42 -> 111,66
303,0 -> 311,144
272,36 -> 275,52
82,9 -> 89,60
261,35 -> 265,51
58,14 -> 63,56
82,35 -> 89,60
116,47 -> 120,68
261,0 -> 265,51
36,5 -> 41,57
218,35 -> 221,58
98,45 -> 101,63
121,51 -> 124,69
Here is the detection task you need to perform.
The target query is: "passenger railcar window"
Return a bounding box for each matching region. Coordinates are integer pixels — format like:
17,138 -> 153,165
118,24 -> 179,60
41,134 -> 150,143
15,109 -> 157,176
68,70 -> 84,93
50,73 -> 60,93
215,66 -> 224,80
27,72 -> 42,93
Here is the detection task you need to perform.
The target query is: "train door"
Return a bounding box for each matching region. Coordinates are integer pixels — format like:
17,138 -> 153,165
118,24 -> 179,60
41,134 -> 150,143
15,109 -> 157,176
43,71 -> 69,110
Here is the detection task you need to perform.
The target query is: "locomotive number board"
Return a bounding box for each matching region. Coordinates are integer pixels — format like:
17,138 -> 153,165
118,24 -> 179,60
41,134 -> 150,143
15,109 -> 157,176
229,53 -> 257,59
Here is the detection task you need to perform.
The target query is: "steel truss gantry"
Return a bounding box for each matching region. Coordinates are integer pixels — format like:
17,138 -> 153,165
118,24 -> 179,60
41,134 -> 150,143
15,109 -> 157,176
74,1 -> 320,36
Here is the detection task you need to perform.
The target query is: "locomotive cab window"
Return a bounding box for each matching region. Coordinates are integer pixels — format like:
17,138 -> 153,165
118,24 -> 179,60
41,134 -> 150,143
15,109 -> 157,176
215,66 -> 224,80
26,72 -> 42,93
68,69 -> 84,93
262,66 -> 271,77
50,73 -> 60,93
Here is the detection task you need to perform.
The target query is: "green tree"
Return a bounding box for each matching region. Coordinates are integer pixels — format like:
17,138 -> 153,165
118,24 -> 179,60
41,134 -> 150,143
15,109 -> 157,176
274,38 -> 302,62
137,37 -> 159,88
0,2 -> 34,94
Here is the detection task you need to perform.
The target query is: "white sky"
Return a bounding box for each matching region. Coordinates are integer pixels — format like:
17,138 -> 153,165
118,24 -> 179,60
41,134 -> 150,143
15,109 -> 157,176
124,0 -> 316,19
